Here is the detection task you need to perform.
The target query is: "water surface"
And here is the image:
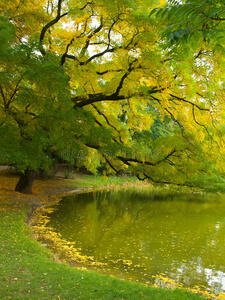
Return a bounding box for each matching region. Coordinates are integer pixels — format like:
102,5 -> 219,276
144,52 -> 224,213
46,189 -> 225,292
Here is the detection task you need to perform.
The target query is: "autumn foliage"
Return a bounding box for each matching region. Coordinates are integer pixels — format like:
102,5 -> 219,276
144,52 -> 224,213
1,0 -> 225,193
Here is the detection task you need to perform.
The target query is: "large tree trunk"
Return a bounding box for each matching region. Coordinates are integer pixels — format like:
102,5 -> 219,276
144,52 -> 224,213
15,169 -> 36,194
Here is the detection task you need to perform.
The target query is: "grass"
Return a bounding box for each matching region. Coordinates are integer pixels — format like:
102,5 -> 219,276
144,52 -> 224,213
0,170 -> 207,299
66,174 -> 142,188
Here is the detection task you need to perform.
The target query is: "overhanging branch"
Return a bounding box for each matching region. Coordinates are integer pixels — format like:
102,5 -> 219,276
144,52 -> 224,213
139,173 -> 195,188
117,149 -> 177,167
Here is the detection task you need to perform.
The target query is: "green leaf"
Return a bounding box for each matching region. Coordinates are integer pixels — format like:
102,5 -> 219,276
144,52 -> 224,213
173,31 -> 180,38
167,32 -> 174,40
149,7 -> 159,17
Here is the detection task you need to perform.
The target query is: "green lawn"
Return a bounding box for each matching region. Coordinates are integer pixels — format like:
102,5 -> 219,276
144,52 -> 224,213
0,204 -> 205,300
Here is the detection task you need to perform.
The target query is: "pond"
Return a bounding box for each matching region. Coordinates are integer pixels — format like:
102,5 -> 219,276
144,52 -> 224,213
45,189 -> 225,292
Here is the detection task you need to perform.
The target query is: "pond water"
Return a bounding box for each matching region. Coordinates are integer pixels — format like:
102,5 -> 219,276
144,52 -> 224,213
46,189 -> 225,292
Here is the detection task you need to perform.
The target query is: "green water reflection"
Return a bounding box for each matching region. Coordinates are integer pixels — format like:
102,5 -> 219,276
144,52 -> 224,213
46,189 -> 225,292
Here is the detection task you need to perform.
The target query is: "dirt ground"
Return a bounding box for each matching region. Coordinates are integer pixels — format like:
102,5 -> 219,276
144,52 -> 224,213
0,168 -> 87,209
0,166 -> 9,171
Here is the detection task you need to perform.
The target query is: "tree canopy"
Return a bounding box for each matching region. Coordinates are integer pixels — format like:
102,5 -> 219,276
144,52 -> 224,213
1,0 -> 225,193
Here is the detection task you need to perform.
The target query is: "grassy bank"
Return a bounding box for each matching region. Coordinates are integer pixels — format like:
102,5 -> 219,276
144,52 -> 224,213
0,170 -> 207,299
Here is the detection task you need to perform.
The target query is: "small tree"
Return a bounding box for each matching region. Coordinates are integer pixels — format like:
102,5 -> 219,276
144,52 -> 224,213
0,17 -> 80,193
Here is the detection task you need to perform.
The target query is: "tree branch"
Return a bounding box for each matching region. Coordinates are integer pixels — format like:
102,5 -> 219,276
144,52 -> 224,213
40,0 -> 68,55
91,104 -> 123,143
61,17 -> 118,66
117,149 -> 177,167
140,173 -> 195,188
192,105 -> 213,143
211,17 -> 225,21
96,68 -> 123,75
73,58 -> 138,108
9,77 -> 23,104
0,85 -> 7,108
102,154 -> 119,174
61,38 -> 76,65
79,17 -> 104,58
112,59 -> 137,97
169,94 -> 210,111
73,93 -> 127,108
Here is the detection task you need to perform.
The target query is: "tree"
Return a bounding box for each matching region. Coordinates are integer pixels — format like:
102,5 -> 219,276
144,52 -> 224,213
0,16 -> 81,193
149,0 -> 225,191
151,0 -> 225,47
1,0 -> 225,193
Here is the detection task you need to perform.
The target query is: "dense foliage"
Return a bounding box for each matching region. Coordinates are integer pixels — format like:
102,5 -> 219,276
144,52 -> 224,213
1,0 -> 225,193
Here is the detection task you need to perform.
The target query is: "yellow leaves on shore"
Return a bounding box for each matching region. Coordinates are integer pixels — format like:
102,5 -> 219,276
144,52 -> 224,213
154,275 -> 225,299
31,202 -> 106,268
0,170 -> 103,266
0,169 -> 74,211
0,171 -> 19,195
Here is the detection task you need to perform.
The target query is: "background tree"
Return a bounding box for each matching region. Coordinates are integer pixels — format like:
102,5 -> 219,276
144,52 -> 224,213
151,0 -> 225,47
1,0 -> 225,193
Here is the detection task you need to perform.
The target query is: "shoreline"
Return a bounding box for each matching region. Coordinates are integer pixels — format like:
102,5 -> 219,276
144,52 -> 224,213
0,170 -> 213,299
